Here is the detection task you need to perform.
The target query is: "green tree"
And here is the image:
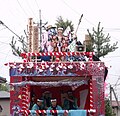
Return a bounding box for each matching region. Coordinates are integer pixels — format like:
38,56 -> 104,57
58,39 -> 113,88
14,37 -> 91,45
9,36 -> 28,57
0,83 -> 9,91
10,16 -> 75,56
87,22 -> 118,58
55,16 -> 74,32
105,98 -> 115,116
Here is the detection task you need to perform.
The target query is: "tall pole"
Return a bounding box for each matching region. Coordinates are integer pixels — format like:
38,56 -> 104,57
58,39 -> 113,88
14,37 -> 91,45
112,86 -> 120,109
75,14 -> 83,35
110,85 -> 112,108
39,10 -> 42,51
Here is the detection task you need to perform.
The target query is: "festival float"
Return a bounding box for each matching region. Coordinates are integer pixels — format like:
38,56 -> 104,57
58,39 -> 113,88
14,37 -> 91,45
6,18 -> 106,116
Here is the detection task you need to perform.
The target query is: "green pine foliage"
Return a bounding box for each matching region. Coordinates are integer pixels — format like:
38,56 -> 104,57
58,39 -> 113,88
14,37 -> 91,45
105,99 -> 115,116
87,22 -> 118,58
55,16 -> 74,32
0,84 -> 9,91
9,36 -> 28,56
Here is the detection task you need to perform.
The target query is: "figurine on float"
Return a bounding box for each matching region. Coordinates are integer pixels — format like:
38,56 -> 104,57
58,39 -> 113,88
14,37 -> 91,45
41,24 -> 85,61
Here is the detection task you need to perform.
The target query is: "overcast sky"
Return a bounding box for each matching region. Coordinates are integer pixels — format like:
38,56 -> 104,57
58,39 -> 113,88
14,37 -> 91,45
0,0 -> 120,99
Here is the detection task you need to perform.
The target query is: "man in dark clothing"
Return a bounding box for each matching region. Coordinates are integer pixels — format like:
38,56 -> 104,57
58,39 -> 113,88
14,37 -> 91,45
63,91 -> 78,110
42,91 -> 51,110
29,95 -> 36,110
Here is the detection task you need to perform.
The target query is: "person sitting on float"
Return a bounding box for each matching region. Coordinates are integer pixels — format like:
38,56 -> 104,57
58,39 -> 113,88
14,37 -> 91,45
46,25 -> 57,41
51,27 -> 64,52
48,98 -> 62,110
42,91 -> 51,110
32,99 -> 44,110
29,94 -> 36,110
47,98 -> 62,116
31,99 -> 45,116
63,91 -> 78,110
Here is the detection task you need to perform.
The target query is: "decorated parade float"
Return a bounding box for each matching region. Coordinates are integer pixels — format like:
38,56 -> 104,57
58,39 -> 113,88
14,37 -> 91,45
6,18 -> 106,116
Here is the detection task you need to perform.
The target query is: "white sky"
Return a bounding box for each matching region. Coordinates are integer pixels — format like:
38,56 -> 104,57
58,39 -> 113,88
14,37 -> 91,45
0,0 -> 120,99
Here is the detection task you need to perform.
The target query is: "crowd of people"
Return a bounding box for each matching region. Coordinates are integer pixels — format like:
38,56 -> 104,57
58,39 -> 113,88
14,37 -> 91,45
28,26 -> 83,116
29,91 -> 78,116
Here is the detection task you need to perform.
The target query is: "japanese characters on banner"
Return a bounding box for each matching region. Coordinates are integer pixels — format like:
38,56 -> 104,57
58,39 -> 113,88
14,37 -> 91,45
28,18 -> 39,53
28,18 -> 33,52
33,26 -> 39,53
92,76 -> 105,115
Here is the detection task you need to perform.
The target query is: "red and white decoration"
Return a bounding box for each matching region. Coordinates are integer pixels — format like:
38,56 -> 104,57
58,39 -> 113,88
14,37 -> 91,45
5,61 -> 105,77
20,51 -> 94,62
89,78 -> 96,115
22,86 -> 29,115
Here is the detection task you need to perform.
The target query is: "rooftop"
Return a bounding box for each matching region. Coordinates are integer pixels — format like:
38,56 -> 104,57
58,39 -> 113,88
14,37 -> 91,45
0,76 -> 7,83
0,91 -> 10,99
112,101 -> 120,107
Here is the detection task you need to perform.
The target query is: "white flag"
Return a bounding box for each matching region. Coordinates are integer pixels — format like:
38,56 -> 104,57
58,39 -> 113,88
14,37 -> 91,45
63,26 -> 72,40
63,26 -> 71,36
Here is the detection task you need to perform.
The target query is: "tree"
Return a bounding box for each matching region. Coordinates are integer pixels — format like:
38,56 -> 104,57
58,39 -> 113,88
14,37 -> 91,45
0,83 -> 9,91
87,22 -> 118,58
105,98 -> 115,116
10,16 -> 75,57
55,16 -> 74,32
9,36 -> 28,57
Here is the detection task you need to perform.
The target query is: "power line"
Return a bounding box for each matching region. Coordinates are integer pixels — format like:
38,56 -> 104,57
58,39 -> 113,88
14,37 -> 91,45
8,9 -> 27,29
16,0 -> 29,17
0,41 -> 9,45
0,49 -> 11,70
25,0 -> 38,20
61,0 -> 96,26
34,0 -> 40,9
104,28 -> 120,31
108,74 -> 120,77
0,51 -> 18,57
0,20 -> 21,39
34,0 -> 47,22
105,56 -> 120,58
0,20 -> 27,43
0,27 -> 6,31
110,35 -> 120,41
113,77 -> 120,88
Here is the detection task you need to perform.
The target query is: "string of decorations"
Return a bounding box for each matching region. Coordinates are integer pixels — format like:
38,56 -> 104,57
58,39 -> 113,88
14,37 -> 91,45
10,80 -> 88,87
20,51 -> 94,62
18,109 -> 96,115
5,61 -> 105,76
20,52 -> 94,58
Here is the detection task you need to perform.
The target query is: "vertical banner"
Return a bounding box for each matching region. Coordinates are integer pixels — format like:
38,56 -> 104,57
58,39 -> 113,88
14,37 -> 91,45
28,18 -> 33,52
92,76 -> 105,116
10,76 -> 22,116
33,26 -> 39,53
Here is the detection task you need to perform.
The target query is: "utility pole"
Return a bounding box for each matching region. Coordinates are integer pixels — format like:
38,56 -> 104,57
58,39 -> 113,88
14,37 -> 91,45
110,85 -> 114,114
38,10 -> 48,52
110,85 -> 120,109
110,85 -> 112,108
111,86 -> 120,109
39,9 -> 42,51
